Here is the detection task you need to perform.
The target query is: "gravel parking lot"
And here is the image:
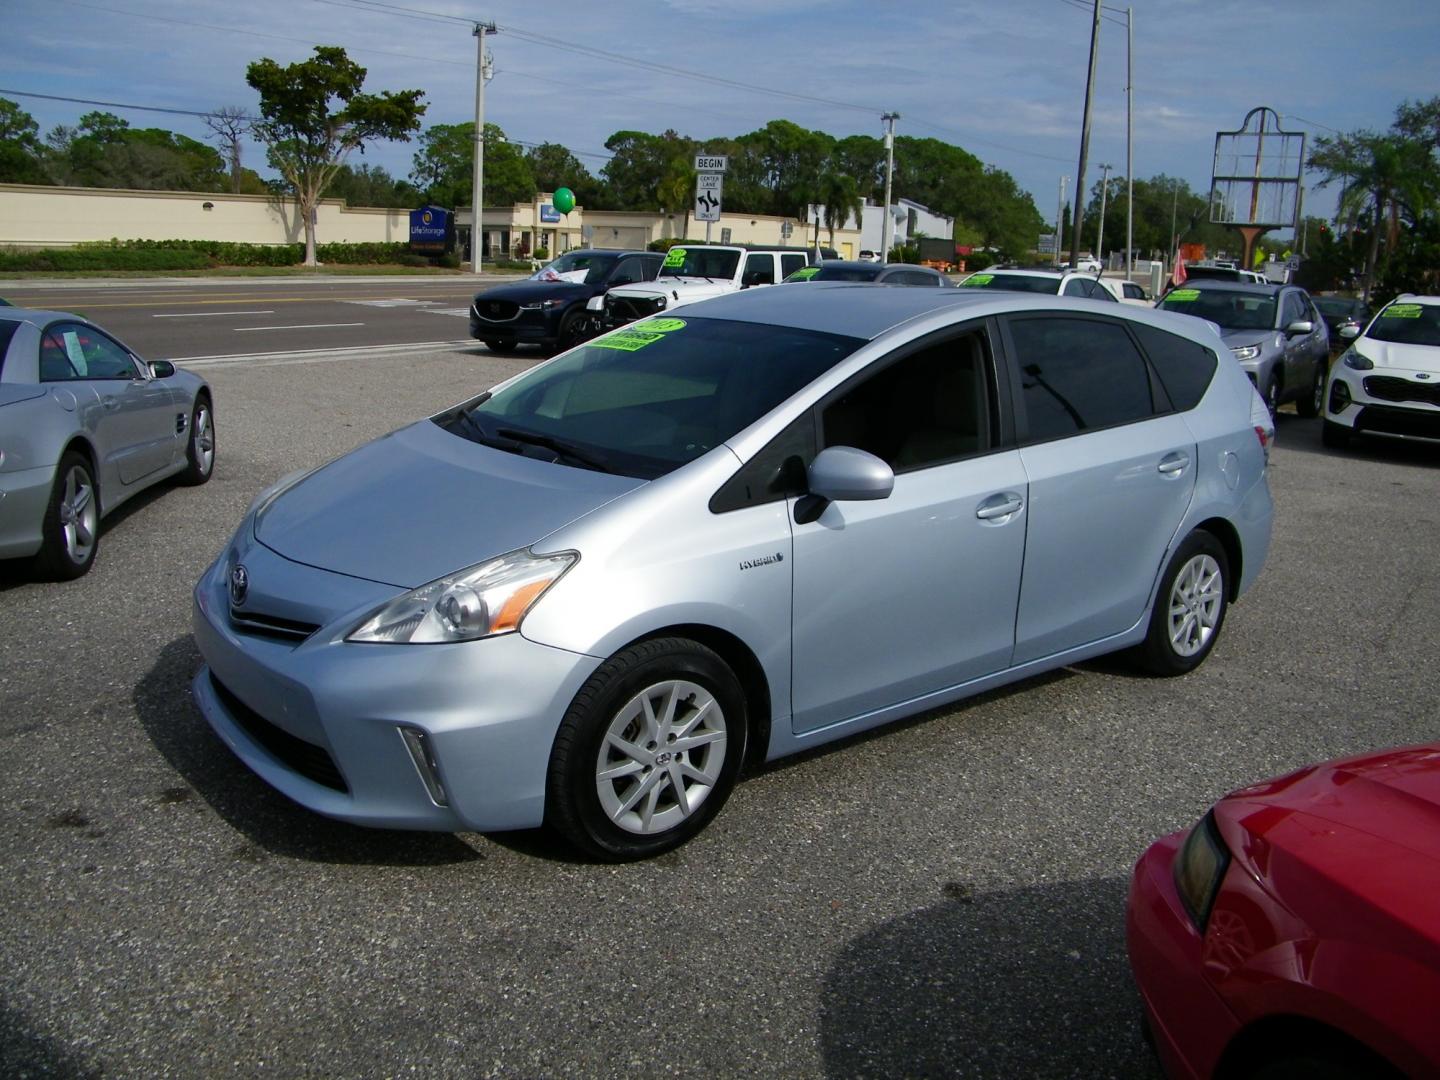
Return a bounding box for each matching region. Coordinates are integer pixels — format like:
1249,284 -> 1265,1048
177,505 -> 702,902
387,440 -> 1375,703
2,344 -> 1437,1079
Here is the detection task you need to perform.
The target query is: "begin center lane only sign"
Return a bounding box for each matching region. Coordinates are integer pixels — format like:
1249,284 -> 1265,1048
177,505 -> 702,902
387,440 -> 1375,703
695,172 -> 723,222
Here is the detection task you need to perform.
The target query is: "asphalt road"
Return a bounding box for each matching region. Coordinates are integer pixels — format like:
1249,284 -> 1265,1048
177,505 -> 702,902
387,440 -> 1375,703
1,341 -> 1438,1079
0,275 -> 528,361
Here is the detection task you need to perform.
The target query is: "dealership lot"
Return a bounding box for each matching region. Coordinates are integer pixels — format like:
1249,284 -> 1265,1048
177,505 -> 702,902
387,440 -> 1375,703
2,341 -> 1437,1078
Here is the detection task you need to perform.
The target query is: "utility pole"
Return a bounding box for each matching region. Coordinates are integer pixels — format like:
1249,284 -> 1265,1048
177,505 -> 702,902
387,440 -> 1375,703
1169,181 -> 1179,256
1124,6 -> 1134,281
1096,163 -> 1112,268
880,112 -> 899,264
1055,175 -> 1068,267
1069,0 -> 1102,268
470,21 -> 497,275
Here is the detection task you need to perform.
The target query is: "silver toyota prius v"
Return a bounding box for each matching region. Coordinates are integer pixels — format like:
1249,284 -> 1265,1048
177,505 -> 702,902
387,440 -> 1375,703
193,285 -> 1273,860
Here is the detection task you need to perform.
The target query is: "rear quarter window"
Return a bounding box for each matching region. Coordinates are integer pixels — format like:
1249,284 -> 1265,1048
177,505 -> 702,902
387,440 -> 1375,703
0,320 -> 19,378
1131,324 -> 1218,411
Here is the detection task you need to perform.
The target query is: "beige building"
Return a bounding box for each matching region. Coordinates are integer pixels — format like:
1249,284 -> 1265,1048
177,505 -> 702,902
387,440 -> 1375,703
0,183 -> 862,260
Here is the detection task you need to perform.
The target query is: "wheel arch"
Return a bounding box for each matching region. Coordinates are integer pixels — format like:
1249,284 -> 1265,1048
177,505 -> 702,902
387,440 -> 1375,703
1215,1014 -> 1403,1080
1194,516 -> 1243,601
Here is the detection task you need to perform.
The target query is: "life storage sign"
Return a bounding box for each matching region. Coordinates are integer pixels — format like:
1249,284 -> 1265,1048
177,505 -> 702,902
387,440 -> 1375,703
409,205 -> 451,253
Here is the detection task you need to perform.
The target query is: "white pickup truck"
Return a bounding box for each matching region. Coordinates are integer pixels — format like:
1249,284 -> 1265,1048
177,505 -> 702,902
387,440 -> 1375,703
599,245 -> 814,327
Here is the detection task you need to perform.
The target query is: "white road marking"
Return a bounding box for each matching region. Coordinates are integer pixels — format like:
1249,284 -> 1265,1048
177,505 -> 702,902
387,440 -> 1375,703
424,307 -> 472,317
153,310 -> 275,318
233,322 -> 365,332
340,299 -> 440,307
169,339 -> 477,367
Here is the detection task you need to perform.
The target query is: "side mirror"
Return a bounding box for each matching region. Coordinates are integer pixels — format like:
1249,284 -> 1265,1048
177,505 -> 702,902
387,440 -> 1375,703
1284,320 -> 1314,337
741,270 -> 774,288
149,359 -> 175,379
795,446 -> 894,523
1339,324 -> 1360,340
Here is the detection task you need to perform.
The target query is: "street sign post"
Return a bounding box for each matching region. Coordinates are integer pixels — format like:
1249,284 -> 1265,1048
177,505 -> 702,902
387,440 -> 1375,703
694,156 -> 727,242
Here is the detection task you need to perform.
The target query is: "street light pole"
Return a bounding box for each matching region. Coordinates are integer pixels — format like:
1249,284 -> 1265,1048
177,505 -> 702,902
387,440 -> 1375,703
1069,0 -> 1103,268
1055,175 -> 1069,267
1096,163 -> 1112,269
470,21 -> 497,275
880,112 -> 899,265
1125,6 -> 1134,281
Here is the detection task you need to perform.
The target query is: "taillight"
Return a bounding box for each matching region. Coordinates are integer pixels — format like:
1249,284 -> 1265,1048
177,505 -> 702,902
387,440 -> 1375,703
1254,425 -> 1272,464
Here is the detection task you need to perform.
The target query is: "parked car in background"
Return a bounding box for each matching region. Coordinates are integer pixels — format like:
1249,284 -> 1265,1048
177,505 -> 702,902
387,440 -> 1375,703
783,260 -> 949,287
1114,280 -> 1153,307
192,284 -> 1271,861
857,249 -> 881,263
958,267 -> 1119,302
1074,255 -> 1102,273
1313,295 -> 1372,351
1156,281 -> 1330,420
602,244 -> 812,328
1128,742 -> 1440,1079
470,249 -> 663,354
1323,294 -> 1440,449
0,309 -> 214,578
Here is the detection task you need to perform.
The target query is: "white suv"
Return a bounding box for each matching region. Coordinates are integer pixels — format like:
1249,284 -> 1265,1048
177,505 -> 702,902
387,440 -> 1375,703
601,245 -> 811,327
1323,294 -> 1440,449
957,267 -> 1120,303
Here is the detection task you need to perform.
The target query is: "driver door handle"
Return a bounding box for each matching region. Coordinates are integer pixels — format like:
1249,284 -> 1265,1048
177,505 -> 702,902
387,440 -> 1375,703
1158,451 -> 1190,476
976,492 -> 1023,520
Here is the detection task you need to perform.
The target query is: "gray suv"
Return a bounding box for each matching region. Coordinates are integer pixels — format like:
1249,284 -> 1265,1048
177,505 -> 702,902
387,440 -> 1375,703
1158,282 -> 1330,419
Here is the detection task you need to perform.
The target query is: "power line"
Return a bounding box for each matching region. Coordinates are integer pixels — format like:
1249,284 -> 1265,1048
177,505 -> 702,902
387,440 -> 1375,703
0,88 -> 254,123
1055,0 -> 1129,30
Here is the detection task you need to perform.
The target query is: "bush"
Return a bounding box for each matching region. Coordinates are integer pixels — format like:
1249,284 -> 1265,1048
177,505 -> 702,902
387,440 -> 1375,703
0,245 -> 214,272
0,238 -> 421,272
533,247 -> 550,260
397,252 -> 431,268
437,251 -> 461,269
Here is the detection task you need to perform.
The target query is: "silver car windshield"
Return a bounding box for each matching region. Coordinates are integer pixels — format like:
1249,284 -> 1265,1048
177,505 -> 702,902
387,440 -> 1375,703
442,317 -> 864,479
1159,289 -> 1276,331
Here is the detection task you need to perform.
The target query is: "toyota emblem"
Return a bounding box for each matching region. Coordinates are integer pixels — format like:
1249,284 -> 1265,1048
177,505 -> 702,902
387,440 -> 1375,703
229,564 -> 249,605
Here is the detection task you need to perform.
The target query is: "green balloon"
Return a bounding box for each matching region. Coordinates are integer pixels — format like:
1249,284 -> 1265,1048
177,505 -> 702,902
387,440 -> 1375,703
553,187 -> 575,214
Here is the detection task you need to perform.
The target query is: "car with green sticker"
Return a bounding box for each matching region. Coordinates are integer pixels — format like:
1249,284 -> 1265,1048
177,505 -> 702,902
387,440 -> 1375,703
783,261 -> 949,287
1156,281 -> 1330,422
1322,294 -> 1440,449
603,245 -> 812,328
958,268 -> 1120,302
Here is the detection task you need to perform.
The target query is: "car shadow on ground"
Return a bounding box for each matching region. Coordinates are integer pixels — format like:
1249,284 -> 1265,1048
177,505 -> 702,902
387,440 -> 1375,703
0,997 -> 101,1079
819,876 -> 1163,1080
132,636 -> 484,866
1273,412 -> 1440,466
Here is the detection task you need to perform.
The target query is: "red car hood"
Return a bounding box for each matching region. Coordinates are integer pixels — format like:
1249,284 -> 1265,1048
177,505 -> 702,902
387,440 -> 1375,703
1215,744 -> 1440,951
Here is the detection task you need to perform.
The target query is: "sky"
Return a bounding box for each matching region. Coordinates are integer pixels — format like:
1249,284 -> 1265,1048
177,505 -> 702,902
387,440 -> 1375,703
7,0 -> 1440,237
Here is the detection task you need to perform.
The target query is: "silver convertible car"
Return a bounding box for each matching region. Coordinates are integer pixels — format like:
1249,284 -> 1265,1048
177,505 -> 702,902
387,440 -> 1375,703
1,309 -> 214,578
193,286 -> 1273,859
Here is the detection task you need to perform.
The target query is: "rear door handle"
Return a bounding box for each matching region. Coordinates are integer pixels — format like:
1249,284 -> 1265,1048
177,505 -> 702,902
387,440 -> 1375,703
976,492 -> 1024,521
1158,451 -> 1190,476
101,396 -> 120,411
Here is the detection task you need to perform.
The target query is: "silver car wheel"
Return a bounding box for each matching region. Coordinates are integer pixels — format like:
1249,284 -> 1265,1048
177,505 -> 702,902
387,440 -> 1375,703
595,678 -> 727,836
1167,554 -> 1223,658
194,403 -> 215,475
59,464 -> 97,564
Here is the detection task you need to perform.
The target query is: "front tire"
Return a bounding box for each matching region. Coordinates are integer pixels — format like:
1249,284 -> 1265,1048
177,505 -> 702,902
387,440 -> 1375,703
37,451 -> 99,580
181,395 -> 215,485
1134,530 -> 1229,676
1297,361 -> 1323,419
482,337 -> 515,353
547,638 -> 747,861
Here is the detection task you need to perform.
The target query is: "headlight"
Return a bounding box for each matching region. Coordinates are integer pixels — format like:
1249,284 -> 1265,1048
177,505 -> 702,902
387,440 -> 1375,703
348,549 -> 576,644
1172,811 -> 1231,933
1342,348 -> 1374,370
1229,344 -> 1262,362
585,295 -> 604,311
519,299 -> 566,311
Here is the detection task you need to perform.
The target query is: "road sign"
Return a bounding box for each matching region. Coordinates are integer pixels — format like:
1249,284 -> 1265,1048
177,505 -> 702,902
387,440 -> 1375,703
1037,233 -> 1057,254
694,155 -> 727,173
695,172 -> 723,222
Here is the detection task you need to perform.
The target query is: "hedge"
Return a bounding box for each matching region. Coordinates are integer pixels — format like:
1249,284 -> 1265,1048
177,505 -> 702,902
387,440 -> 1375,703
0,239 -> 419,272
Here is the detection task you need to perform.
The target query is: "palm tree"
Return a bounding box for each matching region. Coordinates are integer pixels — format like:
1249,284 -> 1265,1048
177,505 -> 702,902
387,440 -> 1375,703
816,173 -> 863,251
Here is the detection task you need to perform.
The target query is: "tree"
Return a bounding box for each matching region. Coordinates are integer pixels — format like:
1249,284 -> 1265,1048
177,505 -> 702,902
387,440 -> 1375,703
42,111 -> 228,191
525,142 -> 596,204
0,97 -> 49,184
246,45 -> 425,265
204,106 -> 252,194
327,163 -> 421,207
600,129 -> 695,212
410,121 -> 532,210
815,172 -> 862,247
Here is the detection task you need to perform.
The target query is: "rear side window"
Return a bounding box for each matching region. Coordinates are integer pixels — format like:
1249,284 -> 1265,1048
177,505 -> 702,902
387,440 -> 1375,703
780,253 -> 807,278
0,321 -> 18,377
1008,316 -> 1154,441
1131,324 -> 1218,411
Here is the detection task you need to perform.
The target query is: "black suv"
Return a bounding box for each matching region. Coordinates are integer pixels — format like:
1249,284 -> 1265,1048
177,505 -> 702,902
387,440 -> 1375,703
470,249 -> 663,353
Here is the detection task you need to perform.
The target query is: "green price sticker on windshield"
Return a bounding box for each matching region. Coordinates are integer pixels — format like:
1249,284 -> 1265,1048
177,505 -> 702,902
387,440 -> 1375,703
590,329 -> 666,352
1381,303 -> 1423,318
663,247 -> 688,268
640,318 -> 687,332
960,274 -> 993,287
791,267 -> 820,281
1166,288 -> 1200,302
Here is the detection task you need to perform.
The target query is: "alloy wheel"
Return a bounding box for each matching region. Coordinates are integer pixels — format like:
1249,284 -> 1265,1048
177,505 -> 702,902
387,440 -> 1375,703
1167,554 -> 1223,658
59,464 -> 97,565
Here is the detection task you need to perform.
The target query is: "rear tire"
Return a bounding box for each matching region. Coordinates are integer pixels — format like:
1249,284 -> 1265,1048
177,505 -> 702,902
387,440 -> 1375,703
1321,419 -> 1352,450
37,451 -> 99,580
547,637 -> 747,861
1133,530 -> 1229,676
1297,361 -> 1323,419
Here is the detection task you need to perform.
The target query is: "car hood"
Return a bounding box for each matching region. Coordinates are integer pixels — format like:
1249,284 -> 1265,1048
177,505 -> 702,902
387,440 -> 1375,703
617,277 -> 734,297
1354,337 -> 1440,373
1217,744 -> 1440,936
1218,327 -> 1282,352
473,280 -> 594,304
254,419 -> 643,588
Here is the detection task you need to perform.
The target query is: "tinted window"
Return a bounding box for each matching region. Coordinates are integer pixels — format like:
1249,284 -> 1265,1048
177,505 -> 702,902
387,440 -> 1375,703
887,270 -> 941,287
607,258 -> 647,286
1123,282 -> 1148,300
1131,324 -> 1218,411
1158,288 -> 1276,331
0,320 -> 18,377
742,253 -> 775,286
1280,292 -> 1305,325
1008,317 -> 1154,441
822,329 -> 994,472
446,317 -> 864,480
39,323 -> 139,381
536,251 -> 617,284
814,266 -> 881,282
780,253 -> 807,278
660,247 -> 741,279
961,273 -> 1061,294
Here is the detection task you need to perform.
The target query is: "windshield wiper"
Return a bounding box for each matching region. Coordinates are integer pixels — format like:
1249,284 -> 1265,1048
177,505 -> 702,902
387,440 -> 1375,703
496,427 -> 611,472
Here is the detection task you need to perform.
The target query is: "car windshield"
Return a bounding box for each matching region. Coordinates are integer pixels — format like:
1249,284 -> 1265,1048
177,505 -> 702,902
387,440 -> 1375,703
814,266 -> 883,282
1314,297 -> 1364,320
1365,302 -> 1440,346
659,247 -> 741,280
959,273 -> 1060,294
1159,288 -> 1276,331
441,316 -> 864,479
532,252 -> 617,285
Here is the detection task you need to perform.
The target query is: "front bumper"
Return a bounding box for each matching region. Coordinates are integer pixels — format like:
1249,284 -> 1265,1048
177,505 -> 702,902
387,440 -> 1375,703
1326,366 -> 1440,441
191,542 -> 602,833
468,304 -> 563,344
1126,834 -> 1241,1080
